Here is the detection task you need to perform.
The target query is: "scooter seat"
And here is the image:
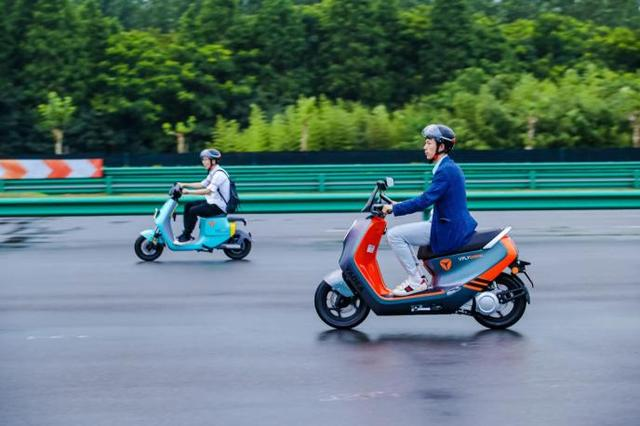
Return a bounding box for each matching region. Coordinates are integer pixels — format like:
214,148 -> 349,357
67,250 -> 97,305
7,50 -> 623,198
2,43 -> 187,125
227,216 -> 247,225
417,229 -> 503,260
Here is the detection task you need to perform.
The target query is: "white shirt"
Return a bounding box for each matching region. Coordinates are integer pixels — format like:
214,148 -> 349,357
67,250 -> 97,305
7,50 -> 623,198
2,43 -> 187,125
200,165 -> 231,211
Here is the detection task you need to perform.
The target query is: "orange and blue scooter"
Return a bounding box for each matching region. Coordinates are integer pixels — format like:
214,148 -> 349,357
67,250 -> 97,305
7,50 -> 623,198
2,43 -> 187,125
314,178 -> 534,330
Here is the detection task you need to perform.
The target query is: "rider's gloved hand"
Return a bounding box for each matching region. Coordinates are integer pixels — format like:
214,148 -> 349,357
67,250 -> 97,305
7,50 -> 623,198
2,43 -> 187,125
382,204 -> 393,215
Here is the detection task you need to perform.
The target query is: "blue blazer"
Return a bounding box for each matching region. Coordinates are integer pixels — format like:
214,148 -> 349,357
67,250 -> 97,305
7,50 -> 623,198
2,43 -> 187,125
392,156 -> 477,255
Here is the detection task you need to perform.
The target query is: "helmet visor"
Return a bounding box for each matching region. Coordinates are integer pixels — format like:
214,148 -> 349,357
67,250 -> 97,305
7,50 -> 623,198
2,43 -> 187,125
421,124 -> 443,141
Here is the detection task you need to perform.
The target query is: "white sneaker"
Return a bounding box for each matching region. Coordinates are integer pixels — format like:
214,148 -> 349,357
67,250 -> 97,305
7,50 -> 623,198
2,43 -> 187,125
391,277 -> 429,297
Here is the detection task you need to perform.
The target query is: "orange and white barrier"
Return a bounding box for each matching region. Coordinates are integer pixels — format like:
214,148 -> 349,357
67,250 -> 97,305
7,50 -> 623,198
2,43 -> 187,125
0,159 -> 103,179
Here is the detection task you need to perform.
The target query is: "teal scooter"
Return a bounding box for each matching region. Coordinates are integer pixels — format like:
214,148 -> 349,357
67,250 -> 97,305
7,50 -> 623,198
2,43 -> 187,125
134,184 -> 252,261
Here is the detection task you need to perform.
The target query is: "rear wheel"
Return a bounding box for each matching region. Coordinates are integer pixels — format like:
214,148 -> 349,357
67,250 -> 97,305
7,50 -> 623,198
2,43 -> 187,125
473,273 -> 527,330
223,234 -> 251,260
134,235 -> 164,261
314,281 -> 370,329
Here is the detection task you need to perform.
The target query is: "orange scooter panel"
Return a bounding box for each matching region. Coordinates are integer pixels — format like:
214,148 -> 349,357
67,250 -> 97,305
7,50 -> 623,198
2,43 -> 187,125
353,217 -> 389,295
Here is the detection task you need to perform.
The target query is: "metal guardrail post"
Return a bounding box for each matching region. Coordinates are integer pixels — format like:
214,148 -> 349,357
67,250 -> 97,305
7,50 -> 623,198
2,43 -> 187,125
631,169 -> 640,189
105,175 -> 113,195
318,174 -> 326,192
529,170 -> 537,189
634,170 -> 640,189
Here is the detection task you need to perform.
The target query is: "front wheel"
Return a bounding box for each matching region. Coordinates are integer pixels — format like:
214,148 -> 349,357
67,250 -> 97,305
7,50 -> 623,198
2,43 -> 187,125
314,281 -> 370,329
223,234 -> 251,260
134,235 -> 164,261
473,273 -> 527,330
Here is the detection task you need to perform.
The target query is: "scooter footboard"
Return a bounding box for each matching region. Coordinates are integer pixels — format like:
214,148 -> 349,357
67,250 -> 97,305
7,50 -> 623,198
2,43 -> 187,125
322,269 -> 354,298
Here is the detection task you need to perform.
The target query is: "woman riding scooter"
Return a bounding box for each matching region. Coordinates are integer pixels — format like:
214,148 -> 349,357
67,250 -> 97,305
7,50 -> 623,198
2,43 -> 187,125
176,148 -> 230,244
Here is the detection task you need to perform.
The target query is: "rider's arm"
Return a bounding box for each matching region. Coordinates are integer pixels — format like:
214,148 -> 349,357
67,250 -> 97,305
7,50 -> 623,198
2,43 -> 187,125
178,182 -> 205,189
391,168 -> 449,216
183,187 -> 211,195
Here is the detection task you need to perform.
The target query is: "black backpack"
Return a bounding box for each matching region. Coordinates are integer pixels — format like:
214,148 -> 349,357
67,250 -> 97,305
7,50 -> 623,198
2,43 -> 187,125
214,169 -> 240,213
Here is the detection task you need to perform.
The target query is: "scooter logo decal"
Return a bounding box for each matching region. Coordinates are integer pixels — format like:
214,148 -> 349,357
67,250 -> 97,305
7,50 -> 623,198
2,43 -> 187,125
411,305 -> 431,312
440,258 -> 452,271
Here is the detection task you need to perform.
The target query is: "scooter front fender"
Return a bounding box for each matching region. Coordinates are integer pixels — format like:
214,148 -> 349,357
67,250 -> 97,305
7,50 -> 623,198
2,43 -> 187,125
140,229 -> 164,245
323,269 -> 354,298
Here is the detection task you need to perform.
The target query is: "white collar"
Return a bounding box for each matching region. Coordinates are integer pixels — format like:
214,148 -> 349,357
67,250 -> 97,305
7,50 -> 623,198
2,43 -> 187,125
432,154 -> 447,174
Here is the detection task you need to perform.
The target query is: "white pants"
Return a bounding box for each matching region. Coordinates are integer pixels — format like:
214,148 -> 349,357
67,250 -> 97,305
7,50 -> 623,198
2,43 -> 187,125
386,221 -> 432,280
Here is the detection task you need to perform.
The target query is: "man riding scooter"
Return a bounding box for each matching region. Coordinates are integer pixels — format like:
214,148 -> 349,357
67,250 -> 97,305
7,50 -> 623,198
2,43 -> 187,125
382,124 -> 478,296
176,148 -> 230,244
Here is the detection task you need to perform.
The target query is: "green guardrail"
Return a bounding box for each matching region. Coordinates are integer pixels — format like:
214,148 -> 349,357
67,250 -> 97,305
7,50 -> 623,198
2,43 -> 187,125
1,162 -> 640,195
1,190 -> 639,216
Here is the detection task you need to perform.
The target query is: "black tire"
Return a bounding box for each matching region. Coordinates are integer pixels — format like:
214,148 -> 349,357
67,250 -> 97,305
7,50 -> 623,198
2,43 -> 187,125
314,281 -> 370,330
223,234 -> 251,260
134,235 -> 164,261
473,273 -> 527,330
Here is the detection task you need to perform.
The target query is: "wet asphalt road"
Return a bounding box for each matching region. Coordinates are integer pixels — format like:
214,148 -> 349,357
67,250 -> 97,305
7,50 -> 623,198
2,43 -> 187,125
1,210 -> 640,426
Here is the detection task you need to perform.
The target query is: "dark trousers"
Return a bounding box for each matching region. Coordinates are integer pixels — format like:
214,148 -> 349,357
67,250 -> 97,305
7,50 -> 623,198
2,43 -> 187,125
182,200 -> 225,236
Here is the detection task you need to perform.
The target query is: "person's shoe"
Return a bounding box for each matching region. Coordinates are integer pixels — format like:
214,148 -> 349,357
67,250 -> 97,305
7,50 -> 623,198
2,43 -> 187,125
391,277 -> 429,297
175,233 -> 193,244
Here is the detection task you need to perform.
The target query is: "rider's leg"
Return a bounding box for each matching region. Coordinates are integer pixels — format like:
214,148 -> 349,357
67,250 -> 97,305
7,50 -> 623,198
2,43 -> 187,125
189,203 -> 224,221
386,221 -> 432,294
181,200 -> 207,238
185,203 -> 225,238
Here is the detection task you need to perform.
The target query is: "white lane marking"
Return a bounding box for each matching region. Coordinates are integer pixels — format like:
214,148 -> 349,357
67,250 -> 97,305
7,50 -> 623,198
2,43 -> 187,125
320,391 -> 400,402
26,335 -> 90,340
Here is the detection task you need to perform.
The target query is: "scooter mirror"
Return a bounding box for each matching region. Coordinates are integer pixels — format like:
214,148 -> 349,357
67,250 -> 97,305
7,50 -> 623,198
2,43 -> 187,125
385,177 -> 395,188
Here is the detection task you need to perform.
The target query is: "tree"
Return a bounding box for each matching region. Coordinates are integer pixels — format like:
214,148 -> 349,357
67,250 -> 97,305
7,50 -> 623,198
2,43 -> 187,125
422,0 -> 474,88
508,74 -> 557,148
163,116 -> 197,153
530,13 -> 594,76
190,0 -> 238,44
91,30 -> 184,151
244,0 -> 310,111
296,97 -> 315,151
37,91 -> 76,154
316,0 -> 399,105
611,79 -> 640,148
20,0 -> 85,103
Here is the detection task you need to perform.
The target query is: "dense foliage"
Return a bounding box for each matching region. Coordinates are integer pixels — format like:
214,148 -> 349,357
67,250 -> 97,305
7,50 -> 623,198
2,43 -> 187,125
1,0 -> 639,154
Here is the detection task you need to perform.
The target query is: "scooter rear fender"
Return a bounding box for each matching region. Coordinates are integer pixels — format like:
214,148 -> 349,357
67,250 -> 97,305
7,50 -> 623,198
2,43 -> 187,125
323,269 -> 354,298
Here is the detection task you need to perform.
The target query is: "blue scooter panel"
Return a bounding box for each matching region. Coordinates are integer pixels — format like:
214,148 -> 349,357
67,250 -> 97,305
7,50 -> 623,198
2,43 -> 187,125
425,245 -> 509,290
155,199 -> 233,251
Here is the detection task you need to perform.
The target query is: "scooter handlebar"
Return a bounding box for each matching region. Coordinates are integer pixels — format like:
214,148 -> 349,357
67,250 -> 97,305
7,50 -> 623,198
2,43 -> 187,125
169,183 -> 183,200
380,193 -> 394,204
